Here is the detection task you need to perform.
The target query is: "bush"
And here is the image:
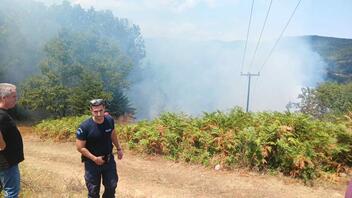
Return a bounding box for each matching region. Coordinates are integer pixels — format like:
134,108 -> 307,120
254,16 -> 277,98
35,108 -> 352,182
34,115 -> 90,141
116,108 -> 352,182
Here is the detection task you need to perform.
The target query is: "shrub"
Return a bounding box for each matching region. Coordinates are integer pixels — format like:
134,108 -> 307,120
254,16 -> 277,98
34,115 -> 90,141
116,109 -> 352,182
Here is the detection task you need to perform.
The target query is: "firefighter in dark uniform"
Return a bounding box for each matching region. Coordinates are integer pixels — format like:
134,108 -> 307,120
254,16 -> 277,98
76,99 -> 123,198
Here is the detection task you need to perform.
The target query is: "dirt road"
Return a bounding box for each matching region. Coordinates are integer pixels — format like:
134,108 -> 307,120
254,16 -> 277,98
20,127 -> 348,198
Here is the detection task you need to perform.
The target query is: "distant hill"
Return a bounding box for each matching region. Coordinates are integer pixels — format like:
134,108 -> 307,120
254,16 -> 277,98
304,35 -> 352,83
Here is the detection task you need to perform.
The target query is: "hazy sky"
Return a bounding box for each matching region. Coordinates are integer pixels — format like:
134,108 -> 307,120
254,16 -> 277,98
44,0 -> 352,41
34,0 -> 350,117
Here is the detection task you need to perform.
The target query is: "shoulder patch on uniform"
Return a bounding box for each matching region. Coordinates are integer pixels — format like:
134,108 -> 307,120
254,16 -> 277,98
105,129 -> 112,133
77,128 -> 83,135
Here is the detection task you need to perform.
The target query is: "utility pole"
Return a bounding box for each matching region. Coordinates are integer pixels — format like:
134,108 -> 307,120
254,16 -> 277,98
241,72 -> 260,112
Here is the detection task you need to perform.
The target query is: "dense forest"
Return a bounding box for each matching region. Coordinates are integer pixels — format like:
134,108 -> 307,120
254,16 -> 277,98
0,0 -> 145,117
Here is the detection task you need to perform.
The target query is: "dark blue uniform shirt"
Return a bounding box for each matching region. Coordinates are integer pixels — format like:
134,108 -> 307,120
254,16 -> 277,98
76,115 -> 115,157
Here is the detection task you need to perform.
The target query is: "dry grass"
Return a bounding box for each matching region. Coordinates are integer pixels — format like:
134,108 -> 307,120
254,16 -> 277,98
20,164 -> 86,198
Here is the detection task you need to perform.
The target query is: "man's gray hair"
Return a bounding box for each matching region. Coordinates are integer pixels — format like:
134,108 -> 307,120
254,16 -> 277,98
0,83 -> 16,98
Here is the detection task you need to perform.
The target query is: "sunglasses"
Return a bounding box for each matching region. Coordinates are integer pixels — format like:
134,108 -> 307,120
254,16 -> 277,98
89,99 -> 105,106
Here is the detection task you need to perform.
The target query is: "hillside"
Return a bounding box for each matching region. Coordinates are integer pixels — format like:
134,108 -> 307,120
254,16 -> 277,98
305,35 -> 352,83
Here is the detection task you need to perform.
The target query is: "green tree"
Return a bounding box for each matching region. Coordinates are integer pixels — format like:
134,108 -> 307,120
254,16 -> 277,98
107,90 -> 135,117
1,0 -> 145,84
296,82 -> 352,118
19,72 -> 69,117
48,1 -> 145,65
20,30 -> 133,117
67,72 -> 112,115
43,30 -> 133,88
316,82 -> 352,114
295,87 -> 328,118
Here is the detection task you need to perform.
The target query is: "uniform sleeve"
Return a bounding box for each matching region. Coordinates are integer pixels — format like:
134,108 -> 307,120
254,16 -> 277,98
76,124 -> 87,140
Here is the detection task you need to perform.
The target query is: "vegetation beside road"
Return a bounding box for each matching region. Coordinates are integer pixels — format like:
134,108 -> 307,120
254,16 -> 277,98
34,108 -> 352,182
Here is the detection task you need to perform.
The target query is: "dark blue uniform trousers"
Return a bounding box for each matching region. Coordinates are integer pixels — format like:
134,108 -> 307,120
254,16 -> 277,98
84,156 -> 118,198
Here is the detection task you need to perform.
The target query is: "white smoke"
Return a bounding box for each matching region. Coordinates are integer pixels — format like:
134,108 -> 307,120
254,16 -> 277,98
128,37 -> 326,119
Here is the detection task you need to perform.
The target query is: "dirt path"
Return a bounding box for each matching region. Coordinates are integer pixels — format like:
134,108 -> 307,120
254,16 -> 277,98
20,127 -> 348,198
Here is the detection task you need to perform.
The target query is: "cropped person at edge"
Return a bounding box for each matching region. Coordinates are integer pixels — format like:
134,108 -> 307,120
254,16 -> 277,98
0,83 -> 24,198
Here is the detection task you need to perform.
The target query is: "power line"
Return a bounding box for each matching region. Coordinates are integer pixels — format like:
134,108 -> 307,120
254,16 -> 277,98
247,0 -> 273,72
250,0 -> 303,111
240,0 -> 255,73
257,0 -> 303,74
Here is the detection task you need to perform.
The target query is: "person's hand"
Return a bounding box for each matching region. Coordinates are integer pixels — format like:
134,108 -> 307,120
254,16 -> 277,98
117,149 -> 123,160
93,156 -> 105,165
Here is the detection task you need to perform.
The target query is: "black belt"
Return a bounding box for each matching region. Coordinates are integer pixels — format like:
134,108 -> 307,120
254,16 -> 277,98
81,153 -> 113,164
102,153 -> 113,163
